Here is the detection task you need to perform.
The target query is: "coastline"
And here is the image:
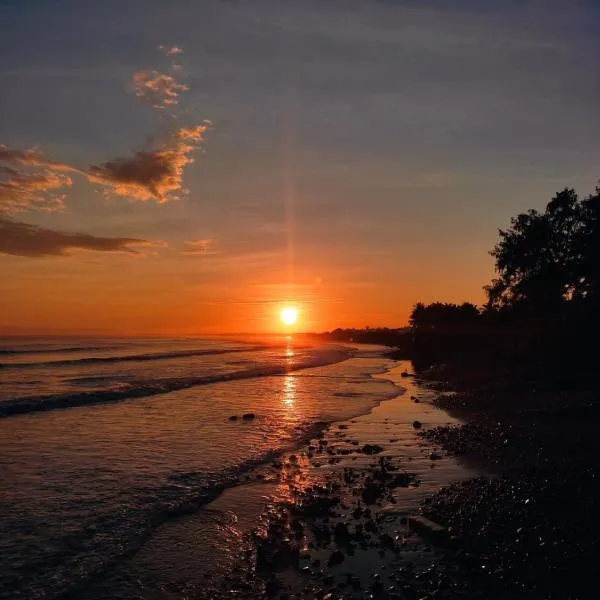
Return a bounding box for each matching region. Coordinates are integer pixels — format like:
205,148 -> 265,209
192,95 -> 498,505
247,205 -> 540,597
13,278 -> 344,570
79,359 -> 480,599
418,362 -> 600,599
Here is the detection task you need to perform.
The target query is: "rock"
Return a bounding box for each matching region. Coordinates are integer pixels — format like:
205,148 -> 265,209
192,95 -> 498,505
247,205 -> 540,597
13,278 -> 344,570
388,473 -> 413,488
228,415 -> 238,421
265,577 -> 282,597
408,515 -> 448,544
334,522 -> 350,541
362,444 -> 384,455
379,533 -> 396,550
429,452 -> 442,460
242,413 -> 256,420
362,481 -> 383,504
413,420 -> 422,429
328,550 -> 345,567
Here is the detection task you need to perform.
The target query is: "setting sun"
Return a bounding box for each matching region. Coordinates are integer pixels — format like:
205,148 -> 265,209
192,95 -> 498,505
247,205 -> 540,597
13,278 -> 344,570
280,306 -> 298,326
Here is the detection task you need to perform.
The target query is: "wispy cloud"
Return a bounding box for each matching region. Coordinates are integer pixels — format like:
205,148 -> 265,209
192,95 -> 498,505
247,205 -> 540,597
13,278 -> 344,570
132,70 -> 188,109
1,124 -> 208,210
0,217 -> 153,257
1,45 -> 209,212
133,45 -> 189,108
159,45 -> 183,57
183,238 -> 215,255
0,166 -> 71,214
0,45 -> 209,258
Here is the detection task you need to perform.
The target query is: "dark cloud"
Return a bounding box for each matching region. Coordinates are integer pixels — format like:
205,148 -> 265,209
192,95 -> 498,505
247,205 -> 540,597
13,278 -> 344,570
0,124 -> 207,211
0,217 -> 151,257
86,125 -> 208,202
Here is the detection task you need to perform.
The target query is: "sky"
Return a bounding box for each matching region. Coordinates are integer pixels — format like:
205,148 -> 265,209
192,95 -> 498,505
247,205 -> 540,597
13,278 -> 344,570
1,0 -> 599,335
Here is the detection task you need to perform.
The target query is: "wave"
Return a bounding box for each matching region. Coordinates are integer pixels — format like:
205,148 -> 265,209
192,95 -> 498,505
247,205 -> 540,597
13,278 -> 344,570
8,418 -> 330,600
0,345 -> 124,356
0,345 -> 274,369
0,348 -> 351,418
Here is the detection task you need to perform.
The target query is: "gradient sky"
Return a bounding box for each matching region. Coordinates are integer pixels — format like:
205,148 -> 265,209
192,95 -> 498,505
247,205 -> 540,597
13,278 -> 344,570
1,0 -> 599,335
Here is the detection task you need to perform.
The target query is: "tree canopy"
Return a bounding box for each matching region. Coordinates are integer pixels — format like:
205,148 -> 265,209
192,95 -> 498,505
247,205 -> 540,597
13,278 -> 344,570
409,302 -> 480,331
485,185 -> 600,316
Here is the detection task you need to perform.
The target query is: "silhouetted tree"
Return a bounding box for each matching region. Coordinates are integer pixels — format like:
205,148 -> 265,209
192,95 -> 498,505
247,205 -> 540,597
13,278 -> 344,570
575,186 -> 600,307
485,185 -> 600,321
485,188 -> 585,314
409,302 -> 480,332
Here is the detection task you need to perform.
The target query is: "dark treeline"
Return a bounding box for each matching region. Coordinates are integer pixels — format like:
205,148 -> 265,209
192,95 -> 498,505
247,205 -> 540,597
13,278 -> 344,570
405,184 -> 600,376
313,327 -> 410,346
323,183 -> 600,379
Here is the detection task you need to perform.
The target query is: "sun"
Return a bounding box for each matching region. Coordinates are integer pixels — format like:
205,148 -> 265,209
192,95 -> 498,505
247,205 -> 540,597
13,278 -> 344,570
280,306 -> 298,326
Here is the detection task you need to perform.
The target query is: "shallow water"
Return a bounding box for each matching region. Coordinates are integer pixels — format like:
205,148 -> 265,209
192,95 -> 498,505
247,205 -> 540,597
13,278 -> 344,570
78,361 -> 479,599
0,337 -> 400,599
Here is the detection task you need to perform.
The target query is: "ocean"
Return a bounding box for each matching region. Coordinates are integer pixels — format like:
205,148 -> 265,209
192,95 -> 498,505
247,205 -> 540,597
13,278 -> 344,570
0,336 -> 403,599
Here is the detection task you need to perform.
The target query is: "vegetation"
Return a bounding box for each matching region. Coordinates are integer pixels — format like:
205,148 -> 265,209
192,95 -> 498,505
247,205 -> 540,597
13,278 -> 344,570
402,183 -> 600,373
485,186 -> 600,317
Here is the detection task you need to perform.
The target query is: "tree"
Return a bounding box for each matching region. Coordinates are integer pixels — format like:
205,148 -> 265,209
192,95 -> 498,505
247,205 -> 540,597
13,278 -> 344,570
575,186 -> 600,306
485,188 -> 584,313
409,302 -> 480,331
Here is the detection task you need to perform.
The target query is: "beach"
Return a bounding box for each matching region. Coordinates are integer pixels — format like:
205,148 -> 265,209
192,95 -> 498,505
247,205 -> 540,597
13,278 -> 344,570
5,337 -> 593,598
74,361 -> 479,599
1,339 -> 479,599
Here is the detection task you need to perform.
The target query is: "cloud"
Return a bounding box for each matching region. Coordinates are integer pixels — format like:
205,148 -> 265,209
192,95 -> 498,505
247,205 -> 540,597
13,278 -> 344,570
132,70 -> 188,109
1,123 -> 208,209
183,238 -> 214,255
0,217 -> 153,257
0,45 -> 209,213
0,146 -> 74,213
159,45 -> 183,56
86,125 -> 208,202
0,145 -> 75,173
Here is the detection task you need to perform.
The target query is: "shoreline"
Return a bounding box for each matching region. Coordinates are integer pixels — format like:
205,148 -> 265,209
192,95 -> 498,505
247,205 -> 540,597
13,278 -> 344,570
417,361 -> 600,599
79,359 -> 479,599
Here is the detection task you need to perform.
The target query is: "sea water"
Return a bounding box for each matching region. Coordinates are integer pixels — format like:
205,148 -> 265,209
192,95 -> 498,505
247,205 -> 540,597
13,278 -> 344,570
0,336 -> 400,599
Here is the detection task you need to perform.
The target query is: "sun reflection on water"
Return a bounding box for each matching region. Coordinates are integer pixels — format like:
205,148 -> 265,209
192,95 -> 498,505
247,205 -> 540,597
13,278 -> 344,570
283,375 -> 296,408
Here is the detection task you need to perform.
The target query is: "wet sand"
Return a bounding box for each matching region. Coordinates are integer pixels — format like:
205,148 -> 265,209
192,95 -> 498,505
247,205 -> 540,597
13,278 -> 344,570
80,361 -> 480,599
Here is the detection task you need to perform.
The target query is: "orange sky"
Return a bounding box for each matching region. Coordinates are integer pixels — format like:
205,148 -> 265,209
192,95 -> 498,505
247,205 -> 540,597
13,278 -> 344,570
2,1 -> 599,335
1,242 -> 491,335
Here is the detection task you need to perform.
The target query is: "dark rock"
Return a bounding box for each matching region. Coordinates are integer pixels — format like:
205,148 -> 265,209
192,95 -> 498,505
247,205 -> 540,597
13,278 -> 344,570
362,481 -> 383,504
413,420 -> 422,429
362,444 -> 384,455
379,533 -> 396,550
228,415 -> 238,421
265,577 -> 282,597
328,550 -> 345,567
334,521 -> 351,541
242,413 -> 256,420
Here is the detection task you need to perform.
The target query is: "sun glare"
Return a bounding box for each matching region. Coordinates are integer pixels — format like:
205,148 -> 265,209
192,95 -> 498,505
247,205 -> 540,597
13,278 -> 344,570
280,306 -> 298,326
